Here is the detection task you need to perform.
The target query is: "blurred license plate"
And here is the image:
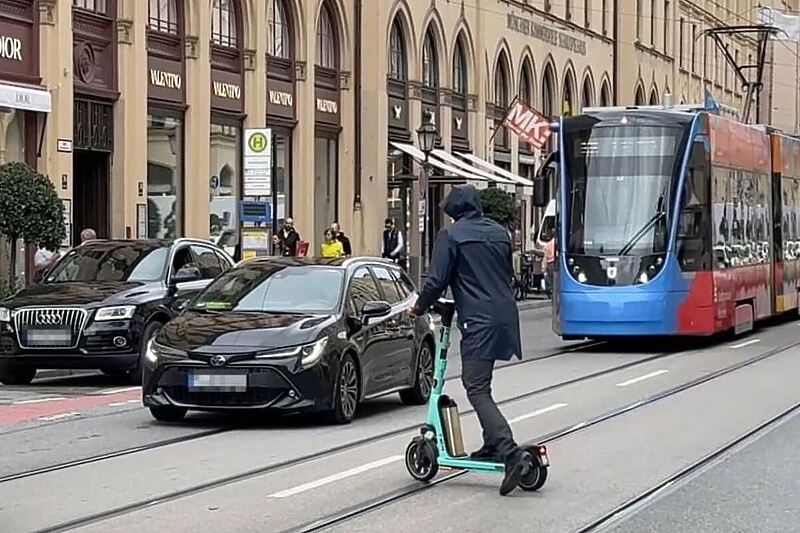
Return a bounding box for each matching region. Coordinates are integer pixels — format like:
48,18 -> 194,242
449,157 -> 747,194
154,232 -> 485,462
188,371 -> 247,392
25,329 -> 71,346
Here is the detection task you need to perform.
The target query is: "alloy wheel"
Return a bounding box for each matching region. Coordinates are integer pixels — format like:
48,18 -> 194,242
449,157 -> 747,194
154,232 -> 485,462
339,359 -> 358,419
418,345 -> 433,399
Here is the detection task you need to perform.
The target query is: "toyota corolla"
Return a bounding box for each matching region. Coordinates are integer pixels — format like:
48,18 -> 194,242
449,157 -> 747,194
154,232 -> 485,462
142,257 -> 436,424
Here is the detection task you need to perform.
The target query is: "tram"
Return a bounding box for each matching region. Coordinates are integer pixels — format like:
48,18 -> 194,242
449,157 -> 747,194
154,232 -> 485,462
533,102 -> 800,339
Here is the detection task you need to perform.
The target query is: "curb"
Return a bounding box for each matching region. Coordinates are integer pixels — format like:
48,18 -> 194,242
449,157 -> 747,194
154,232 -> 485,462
518,299 -> 551,311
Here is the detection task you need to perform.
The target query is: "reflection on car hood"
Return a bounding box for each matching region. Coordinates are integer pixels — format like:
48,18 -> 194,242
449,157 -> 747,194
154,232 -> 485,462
157,310 -> 337,354
1,281 -> 157,309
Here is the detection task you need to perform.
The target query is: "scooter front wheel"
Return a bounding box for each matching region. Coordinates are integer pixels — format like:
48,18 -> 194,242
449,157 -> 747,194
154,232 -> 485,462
405,436 -> 438,482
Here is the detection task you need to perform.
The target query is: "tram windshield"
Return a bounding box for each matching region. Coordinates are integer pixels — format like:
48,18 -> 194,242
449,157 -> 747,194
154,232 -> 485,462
563,115 -> 690,257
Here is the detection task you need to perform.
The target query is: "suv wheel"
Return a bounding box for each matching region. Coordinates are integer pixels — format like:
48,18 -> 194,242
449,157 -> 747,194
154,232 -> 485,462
327,353 -> 360,424
131,321 -> 163,385
400,342 -> 434,405
0,367 -> 36,386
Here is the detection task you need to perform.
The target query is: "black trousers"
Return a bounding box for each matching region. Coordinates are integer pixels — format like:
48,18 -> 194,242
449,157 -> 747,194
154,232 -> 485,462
461,358 -> 518,458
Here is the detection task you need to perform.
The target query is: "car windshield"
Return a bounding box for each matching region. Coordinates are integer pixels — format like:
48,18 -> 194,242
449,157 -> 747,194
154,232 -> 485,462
192,265 -> 345,314
563,116 -> 689,256
44,245 -> 169,283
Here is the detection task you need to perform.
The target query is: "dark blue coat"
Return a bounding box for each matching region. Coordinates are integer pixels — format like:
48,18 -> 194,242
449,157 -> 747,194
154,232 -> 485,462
414,185 -> 522,361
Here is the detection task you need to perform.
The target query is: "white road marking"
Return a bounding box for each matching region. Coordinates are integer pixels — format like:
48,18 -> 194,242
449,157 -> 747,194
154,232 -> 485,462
107,402 -> 127,407
615,369 -> 669,387
731,338 -> 761,349
38,412 -> 80,421
509,403 -> 568,424
126,399 -> 140,404
267,455 -> 403,498
14,397 -> 67,405
99,386 -> 141,395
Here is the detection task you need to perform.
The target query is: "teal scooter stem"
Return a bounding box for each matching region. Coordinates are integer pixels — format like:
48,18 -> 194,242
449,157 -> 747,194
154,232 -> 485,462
404,299 -> 550,490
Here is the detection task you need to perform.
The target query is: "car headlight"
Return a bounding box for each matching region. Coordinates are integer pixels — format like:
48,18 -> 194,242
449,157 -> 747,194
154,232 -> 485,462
300,338 -> 328,367
0,307 -> 10,322
145,339 -> 158,363
95,305 -> 136,321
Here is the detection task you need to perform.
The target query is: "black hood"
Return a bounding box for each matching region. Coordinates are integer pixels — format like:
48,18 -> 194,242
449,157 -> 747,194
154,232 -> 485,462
442,184 -> 482,220
2,281 -> 154,309
157,310 -> 335,354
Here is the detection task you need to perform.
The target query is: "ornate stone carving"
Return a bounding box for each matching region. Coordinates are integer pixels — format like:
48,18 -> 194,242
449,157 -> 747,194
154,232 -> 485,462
340,71 -> 351,90
243,49 -> 256,71
295,61 -> 306,81
39,0 -> 57,26
75,42 -> 97,84
117,19 -> 133,45
185,36 -> 199,60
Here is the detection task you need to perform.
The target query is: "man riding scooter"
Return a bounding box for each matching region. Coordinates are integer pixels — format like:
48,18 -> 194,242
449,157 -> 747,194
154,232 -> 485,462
410,184 -> 533,496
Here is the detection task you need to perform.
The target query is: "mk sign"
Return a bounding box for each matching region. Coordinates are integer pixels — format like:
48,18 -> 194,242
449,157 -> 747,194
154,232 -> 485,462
502,101 -> 552,149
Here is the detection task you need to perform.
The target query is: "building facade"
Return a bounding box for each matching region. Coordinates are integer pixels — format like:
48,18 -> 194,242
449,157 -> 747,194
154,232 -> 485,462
0,0 -> 790,285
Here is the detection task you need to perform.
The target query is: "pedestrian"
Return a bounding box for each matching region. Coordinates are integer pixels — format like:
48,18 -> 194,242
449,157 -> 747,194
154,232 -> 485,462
79,228 -> 97,243
273,218 -> 300,256
331,222 -> 352,256
33,245 -> 59,283
381,218 -> 404,266
409,184 -> 531,496
543,236 -> 555,298
320,228 -> 344,257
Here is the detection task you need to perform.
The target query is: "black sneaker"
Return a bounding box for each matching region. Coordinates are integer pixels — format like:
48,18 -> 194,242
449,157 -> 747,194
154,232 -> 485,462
469,444 -> 502,462
499,450 -> 533,496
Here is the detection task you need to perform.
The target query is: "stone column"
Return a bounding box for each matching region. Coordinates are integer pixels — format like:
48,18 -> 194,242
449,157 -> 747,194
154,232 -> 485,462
183,7 -> 211,237
113,0 -> 148,238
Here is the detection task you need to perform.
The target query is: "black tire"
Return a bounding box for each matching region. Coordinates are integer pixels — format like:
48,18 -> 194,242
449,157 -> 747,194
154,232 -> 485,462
405,436 -> 439,482
130,321 -> 163,385
0,367 -> 36,385
327,353 -> 360,424
149,405 -> 187,422
400,342 -> 434,405
518,445 -> 548,491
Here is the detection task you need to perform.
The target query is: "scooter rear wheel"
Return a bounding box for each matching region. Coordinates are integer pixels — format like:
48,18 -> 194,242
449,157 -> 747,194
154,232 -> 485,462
405,436 -> 438,482
517,445 -> 548,491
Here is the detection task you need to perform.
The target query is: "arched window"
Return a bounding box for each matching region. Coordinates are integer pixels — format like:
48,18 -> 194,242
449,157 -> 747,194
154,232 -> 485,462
388,19 -> 406,81
73,0 -> 107,13
519,61 -> 533,105
148,0 -> 178,34
268,0 -> 290,59
316,3 -> 337,69
600,82 -> 611,106
422,30 -> 438,88
453,39 -> 467,95
563,74 -> 575,116
581,77 -> 593,110
494,56 -> 509,107
542,65 -> 556,117
649,88 -> 659,105
211,0 -> 238,48
634,85 -> 646,105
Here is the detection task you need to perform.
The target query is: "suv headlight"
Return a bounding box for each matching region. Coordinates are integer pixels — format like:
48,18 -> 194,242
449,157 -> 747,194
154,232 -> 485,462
300,338 -> 328,367
0,308 -> 10,322
145,339 -> 158,363
95,305 -> 136,321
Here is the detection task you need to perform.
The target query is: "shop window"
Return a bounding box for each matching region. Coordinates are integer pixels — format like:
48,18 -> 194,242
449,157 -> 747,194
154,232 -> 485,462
314,135 -> 338,243
209,122 -> 241,250
268,0 -> 290,59
148,0 -> 179,34
273,131 -> 292,229
212,0 -> 238,48
147,114 -> 182,239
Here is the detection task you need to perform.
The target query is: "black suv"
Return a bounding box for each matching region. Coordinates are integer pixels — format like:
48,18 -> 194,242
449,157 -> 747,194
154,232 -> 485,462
0,239 -> 234,385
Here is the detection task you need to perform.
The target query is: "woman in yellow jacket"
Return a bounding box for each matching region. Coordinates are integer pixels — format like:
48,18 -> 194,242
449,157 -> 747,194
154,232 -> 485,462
320,228 -> 344,257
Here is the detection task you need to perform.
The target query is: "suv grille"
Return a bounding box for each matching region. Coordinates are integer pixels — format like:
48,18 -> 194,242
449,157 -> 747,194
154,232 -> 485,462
14,308 -> 88,349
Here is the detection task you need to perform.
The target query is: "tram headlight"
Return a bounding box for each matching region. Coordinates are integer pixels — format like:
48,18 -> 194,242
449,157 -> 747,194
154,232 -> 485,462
577,272 -> 588,283
638,272 -> 649,284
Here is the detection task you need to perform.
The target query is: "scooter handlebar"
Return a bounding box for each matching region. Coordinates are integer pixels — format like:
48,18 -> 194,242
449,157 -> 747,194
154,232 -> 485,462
431,299 -> 456,328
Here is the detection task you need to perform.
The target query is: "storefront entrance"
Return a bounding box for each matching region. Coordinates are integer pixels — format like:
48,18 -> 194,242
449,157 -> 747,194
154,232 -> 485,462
73,150 -> 110,242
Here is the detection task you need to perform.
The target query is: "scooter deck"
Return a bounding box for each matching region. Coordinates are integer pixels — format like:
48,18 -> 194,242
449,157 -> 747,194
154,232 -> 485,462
438,456 -> 505,473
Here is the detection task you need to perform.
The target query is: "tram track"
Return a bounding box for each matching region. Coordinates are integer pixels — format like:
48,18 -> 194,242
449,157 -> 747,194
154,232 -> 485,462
282,337 -> 800,533
0,340 -> 599,486
23,342 -> 703,533
574,400 -> 800,532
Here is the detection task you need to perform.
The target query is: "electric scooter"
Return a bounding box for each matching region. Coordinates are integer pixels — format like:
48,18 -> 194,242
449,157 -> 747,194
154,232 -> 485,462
404,299 -> 550,490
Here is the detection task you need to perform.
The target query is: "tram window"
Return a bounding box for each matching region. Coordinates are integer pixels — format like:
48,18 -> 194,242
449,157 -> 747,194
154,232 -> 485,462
677,139 -> 711,272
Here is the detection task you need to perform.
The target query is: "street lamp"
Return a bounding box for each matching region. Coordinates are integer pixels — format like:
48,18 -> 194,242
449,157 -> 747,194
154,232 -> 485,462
415,109 -> 438,280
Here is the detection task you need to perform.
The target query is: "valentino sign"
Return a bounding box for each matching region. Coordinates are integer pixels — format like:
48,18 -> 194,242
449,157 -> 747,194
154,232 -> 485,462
0,35 -> 23,61
316,98 -> 338,114
213,81 -> 241,99
150,69 -> 181,90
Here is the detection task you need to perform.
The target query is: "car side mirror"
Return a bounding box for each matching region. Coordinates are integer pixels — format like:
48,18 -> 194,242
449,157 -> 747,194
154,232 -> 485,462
172,266 -> 202,286
360,301 -> 392,324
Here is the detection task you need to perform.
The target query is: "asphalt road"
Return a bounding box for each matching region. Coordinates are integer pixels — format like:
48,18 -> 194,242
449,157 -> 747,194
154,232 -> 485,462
0,302 -> 798,533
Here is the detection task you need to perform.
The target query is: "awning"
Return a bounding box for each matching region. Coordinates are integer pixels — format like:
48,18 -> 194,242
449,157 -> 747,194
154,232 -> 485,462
390,142 -> 490,187
459,153 -> 535,189
0,82 -> 51,113
431,149 -> 517,192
